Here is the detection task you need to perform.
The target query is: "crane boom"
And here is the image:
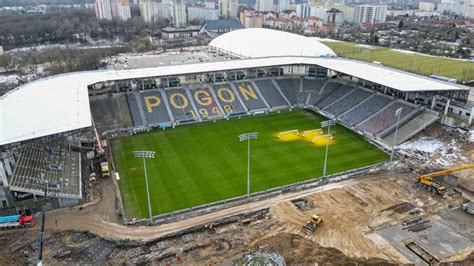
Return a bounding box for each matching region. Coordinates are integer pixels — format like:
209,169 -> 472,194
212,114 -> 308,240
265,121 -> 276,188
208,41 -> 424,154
416,163 -> 474,181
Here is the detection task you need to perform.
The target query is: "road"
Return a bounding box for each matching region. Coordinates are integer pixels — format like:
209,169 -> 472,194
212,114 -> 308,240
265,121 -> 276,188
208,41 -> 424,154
28,174 -> 372,242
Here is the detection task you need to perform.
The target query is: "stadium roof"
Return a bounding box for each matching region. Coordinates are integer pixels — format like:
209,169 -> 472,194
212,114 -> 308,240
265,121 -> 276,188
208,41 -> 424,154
209,28 -> 337,58
1,47 -> 469,146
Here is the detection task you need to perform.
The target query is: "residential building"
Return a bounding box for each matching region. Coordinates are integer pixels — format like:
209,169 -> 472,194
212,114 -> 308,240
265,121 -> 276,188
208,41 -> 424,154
296,4 -> 327,19
188,7 -> 220,21
140,0 -> 159,23
277,0 -> 290,12
157,3 -> 172,20
256,0 -> 273,12
353,5 -> 387,24
172,3 -> 187,28
279,9 -> 297,19
325,8 -> 344,26
95,0 -> 113,20
201,19 -> 243,37
239,10 -> 263,28
111,0 -> 131,21
205,1 -> 216,9
219,0 -> 238,18
94,0 -> 131,21
418,2 -> 436,11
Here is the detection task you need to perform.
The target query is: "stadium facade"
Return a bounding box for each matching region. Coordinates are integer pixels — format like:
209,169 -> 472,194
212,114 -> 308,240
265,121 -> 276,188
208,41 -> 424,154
0,28 -> 471,210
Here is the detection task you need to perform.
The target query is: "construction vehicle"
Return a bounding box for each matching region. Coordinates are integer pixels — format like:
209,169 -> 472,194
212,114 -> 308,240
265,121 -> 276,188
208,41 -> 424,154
0,211 -> 35,230
100,160 -> 109,178
303,214 -> 323,235
416,163 -> 474,195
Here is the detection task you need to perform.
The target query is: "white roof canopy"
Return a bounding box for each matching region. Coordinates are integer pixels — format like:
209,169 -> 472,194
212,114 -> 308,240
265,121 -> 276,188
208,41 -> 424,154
1,48 -> 469,146
209,28 -> 337,58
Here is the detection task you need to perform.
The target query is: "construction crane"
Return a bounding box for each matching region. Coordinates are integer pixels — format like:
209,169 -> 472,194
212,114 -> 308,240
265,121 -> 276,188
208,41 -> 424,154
416,163 -> 474,195
302,214 -> 323,235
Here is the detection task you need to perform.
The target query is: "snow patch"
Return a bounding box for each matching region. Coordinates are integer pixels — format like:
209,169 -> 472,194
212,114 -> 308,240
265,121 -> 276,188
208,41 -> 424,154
399,137 -> 444,153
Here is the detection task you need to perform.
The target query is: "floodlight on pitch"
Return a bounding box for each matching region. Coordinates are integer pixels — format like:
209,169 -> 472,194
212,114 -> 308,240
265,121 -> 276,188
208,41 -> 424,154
133,151 -> 156,158
239,132 -> 258,141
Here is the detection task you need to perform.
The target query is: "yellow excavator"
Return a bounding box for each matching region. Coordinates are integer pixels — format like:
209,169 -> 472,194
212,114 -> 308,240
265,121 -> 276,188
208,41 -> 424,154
303,214 -> 323,235
416,163 -> 474,195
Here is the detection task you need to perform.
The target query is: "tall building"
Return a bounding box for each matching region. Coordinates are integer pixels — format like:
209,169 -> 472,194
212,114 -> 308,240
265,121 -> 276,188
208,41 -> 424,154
239,10 -> 263,28
172,3 -> 187,28
353,5 -> 387,24
140,0 -> 159,23
188,7 -> 220,21
256,0 -> 273,12
277,0 -> 290,12
112,0 -> 131,21
295,4 -> 327,18
204,1 -> 216,9
95,0 -> 130,21
219,0 -> 238,18
95,0 -> 113,20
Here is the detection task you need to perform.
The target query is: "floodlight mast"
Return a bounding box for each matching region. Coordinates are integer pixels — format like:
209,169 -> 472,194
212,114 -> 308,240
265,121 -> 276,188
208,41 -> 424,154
390,107 -> 403,164
239,132 -> 258,199
321,120 -> 336,178
133,150 -> 156,224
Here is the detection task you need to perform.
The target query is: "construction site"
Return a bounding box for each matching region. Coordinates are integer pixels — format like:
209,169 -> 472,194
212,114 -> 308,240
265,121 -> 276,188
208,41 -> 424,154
1,28 -> 474,265
0,124 -> 472,265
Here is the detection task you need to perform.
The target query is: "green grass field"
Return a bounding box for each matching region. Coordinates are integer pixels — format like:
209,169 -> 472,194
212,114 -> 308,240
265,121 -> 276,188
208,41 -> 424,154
112,110 -> 387,218
322,41 -> 474,81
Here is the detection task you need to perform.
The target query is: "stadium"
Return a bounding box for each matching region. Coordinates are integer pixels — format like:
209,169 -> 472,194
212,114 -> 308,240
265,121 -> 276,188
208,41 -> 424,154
0,28 -> 470,220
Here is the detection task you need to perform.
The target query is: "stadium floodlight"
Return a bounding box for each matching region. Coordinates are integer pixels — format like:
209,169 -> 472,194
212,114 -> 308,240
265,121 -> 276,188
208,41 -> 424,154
321,120 -> 336,178
390,107 -> 403,164
133,150 -> 156,224
239,132 -> 258,199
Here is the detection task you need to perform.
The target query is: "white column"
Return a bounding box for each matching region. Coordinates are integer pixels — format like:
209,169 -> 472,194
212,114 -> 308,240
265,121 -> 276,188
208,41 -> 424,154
444,99 -> 451,116
469,106 -> 474,125
431,96 -> 436,110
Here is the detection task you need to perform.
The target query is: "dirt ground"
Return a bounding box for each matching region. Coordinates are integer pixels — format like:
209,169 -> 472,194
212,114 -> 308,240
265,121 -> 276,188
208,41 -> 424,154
0,124 -> 473,264
0,170 -> 472,265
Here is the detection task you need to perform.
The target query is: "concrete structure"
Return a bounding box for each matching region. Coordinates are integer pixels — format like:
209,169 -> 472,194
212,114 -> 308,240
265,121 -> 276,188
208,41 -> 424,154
188,7 -> 219,21
353,4 -> 387,24
219,0 -> 238,18
172,3 -> 187,28
256,0 -> 273,12
94,0 -> 113,20
240,10 -> 263,28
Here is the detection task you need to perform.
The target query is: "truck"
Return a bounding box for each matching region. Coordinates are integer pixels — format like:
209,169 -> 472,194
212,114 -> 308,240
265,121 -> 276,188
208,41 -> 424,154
100,160 -> 110,178
0,213 -> 35,230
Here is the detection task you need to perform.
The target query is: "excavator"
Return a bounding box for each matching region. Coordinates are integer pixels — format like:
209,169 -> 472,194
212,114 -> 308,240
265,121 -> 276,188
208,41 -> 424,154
303,214 -> 323,235
416,163 -> 474,195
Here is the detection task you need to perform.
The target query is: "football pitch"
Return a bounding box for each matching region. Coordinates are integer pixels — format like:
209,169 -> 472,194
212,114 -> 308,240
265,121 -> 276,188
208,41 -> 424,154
111,110 -> 388,218
322,41 -> 474,81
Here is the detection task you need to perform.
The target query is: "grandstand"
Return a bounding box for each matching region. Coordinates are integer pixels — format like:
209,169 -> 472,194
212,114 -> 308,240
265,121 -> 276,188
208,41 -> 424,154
357,102 -> 416,136
0,28 -> 470,211
340,94 -> 392,126
254,80 -> 289,109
